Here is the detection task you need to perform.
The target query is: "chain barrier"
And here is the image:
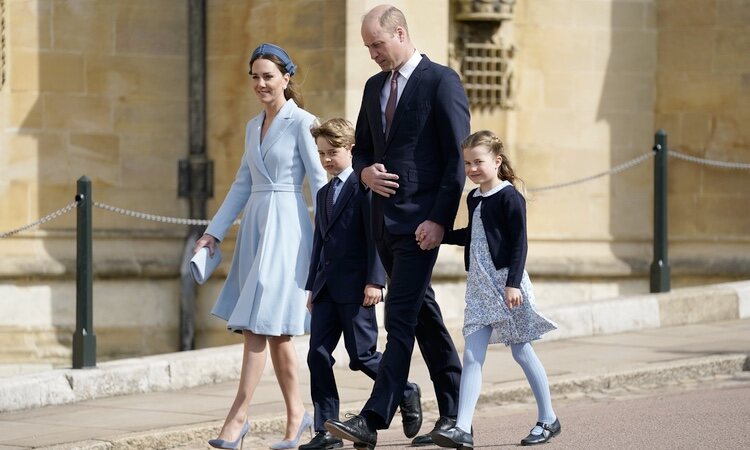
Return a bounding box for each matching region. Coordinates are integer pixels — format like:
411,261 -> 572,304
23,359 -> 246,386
1,0 -> 6,90
2,148 -> 747,238
93,202 -> 241,226
528,151 -> 655,193
0,202 -> 240,238
0,202 -> 78,239
93,202 -> 211,226
668,149 -> 750,170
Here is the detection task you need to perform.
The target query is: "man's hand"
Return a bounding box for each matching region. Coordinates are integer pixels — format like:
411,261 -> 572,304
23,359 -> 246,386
363,284 -> 382,307
414,220 -> 444,251
361,163 -> 399,197
505,287 -> 523,309
306,291 -> 313,313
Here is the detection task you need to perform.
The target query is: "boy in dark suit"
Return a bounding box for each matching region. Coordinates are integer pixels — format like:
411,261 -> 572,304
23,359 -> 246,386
301,119 -> 420,450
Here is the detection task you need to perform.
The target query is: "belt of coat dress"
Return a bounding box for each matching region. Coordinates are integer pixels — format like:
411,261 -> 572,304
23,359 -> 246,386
250,184 -> 302,193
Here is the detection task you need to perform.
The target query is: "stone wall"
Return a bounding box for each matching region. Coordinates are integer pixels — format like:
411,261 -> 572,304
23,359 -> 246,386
1,0 -> 189,237
0,0 -> 191,363
0,0 -> 395,359
503,0 -> 749,297
655,0 -> 750,277
511,0 -> 657,292
1,0 -> 748,363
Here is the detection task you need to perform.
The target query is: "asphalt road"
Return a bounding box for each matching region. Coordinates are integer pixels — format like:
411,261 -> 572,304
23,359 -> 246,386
448,376 -> 750,449
175,373 -> 750,450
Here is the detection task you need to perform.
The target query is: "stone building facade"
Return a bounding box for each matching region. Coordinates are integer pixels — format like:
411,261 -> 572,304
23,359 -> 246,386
1,0 -> 748,364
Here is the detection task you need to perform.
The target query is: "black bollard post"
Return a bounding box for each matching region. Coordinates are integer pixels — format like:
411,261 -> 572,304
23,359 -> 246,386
650,130 -> 671,293
178,0 -> 212,351
73,176 -> 96,368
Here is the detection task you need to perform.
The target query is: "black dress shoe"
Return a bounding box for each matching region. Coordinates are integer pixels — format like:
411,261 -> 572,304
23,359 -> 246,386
299,431 -> 344,450
431,426 -> 473,449
520,418 -> 561,446
411,416 -> 456,446
324,415 -> 377,450
400,383 -> 423,438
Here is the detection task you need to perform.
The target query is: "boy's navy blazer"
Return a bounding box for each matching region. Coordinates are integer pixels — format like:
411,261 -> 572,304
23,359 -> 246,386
305,171 -> 386,304
444,185 -> 528,288
352,55 -> 470,235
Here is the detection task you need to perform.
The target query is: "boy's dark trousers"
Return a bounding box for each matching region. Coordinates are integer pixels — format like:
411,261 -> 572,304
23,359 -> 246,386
308,291 -> 419,432
308,290 -> 383,431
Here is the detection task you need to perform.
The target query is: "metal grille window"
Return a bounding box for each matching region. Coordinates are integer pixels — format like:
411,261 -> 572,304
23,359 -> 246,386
462,42 -> 514,108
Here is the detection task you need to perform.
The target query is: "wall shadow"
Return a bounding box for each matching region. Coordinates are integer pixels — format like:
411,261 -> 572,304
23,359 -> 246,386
601,0 -> 657,296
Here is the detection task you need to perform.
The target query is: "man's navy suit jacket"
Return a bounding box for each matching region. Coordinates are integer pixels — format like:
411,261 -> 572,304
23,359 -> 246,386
352,55 -> 470,235
305,172 -> 386,304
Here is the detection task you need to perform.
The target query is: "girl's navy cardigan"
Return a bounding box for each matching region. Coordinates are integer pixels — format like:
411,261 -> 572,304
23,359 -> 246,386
443,185 -> 528,288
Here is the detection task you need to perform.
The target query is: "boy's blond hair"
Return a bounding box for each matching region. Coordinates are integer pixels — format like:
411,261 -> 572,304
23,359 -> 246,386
310,118 -> 355,149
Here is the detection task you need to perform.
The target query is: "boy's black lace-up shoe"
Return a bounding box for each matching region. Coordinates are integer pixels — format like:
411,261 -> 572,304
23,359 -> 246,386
324,414 -> 376,450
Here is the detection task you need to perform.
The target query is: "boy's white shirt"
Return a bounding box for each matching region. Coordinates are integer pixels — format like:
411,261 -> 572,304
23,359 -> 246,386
331,166 -> 353,203
333,166 -> 353,183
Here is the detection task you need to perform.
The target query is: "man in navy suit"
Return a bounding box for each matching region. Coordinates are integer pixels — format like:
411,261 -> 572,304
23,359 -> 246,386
303,118 -> 419,450
325,5 -> 469,449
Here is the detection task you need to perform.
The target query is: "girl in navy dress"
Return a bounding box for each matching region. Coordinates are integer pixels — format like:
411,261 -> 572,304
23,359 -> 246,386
429,130 -> 561,448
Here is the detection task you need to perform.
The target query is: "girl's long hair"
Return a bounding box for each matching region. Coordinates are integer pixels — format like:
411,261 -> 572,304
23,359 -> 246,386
461,130 -> 524,190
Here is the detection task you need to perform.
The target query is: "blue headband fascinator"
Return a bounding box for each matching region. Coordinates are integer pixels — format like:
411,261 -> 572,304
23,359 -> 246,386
251,43 -> 297,76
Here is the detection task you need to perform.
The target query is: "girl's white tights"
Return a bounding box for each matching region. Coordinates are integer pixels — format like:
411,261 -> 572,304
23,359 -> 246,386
455,326 -> 556,434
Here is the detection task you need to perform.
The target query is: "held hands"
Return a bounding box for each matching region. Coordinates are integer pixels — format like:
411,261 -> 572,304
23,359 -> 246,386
361,163 -> 399,197
194,233 -> 217,256
362,284 -> 382,307
505,286 -> 523,309
414,220 -> 444,251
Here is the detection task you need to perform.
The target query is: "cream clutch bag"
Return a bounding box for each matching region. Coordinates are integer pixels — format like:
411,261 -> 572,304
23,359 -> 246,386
190,246 -> 222,284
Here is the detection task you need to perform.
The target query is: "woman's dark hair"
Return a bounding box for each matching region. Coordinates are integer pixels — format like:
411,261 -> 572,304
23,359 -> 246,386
249,53 -> 304,108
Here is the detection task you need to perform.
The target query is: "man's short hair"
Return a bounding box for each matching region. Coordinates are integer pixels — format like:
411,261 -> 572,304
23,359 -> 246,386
378,6 -> 409,36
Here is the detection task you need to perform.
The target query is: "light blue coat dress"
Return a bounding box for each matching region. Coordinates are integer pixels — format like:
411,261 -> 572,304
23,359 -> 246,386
206,99 -> 327,336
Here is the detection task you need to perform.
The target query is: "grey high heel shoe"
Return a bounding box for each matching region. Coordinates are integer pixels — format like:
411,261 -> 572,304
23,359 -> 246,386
208,421 -> 250,450
269,411 -> 313,449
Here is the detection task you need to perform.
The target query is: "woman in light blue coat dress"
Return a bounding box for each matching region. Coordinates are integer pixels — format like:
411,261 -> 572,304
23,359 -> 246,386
195,44 -> 327,450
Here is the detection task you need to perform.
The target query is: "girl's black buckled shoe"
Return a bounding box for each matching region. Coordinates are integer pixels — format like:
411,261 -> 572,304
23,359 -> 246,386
520,418 -> 561,446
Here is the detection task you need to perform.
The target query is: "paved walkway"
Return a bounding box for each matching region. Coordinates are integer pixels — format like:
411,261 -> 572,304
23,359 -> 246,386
0,319 -> 748,449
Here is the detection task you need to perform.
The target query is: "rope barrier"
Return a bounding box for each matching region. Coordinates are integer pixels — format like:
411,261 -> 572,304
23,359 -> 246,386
1,148 -> 747,238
